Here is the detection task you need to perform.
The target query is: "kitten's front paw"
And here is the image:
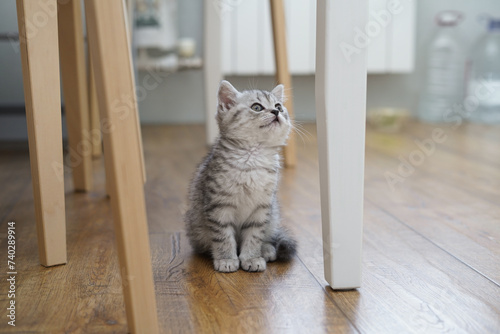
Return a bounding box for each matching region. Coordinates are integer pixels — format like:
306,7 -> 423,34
214,259 -> 240,273
240,257 -> 266,272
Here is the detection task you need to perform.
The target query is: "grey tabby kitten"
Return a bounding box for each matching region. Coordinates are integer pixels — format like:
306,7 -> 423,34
185,80 -> 297,273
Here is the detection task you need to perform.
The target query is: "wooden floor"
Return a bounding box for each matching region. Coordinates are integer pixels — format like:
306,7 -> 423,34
1,121 -> 499,333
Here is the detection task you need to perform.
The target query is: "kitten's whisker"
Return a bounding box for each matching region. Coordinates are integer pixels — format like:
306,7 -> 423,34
294,127 -> 312,142
296,127 -> 312,143
292,121 -> 312,137
292,119 -> 310,129
291,126 -> 307,144
292,120 -> 311,132
289,122 -> 312,145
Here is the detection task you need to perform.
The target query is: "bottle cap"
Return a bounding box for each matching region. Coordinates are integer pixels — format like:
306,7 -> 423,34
436,11 -> 464,27
488,19 -> 500,31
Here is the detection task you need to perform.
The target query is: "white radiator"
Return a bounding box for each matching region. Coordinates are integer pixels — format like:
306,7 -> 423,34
220,0 -> 416,75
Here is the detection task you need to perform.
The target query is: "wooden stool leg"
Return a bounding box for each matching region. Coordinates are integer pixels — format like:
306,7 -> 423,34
16,0 -> 67,267
270,0 -> 297,168
58,0 -> 93,191
203,0 -> 222,145
84,1 -> 159,333
87,47 -> 102,159
315,0 -> 367,289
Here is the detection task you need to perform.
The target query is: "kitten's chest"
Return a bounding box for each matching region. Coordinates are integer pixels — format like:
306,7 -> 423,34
230,169 -> 276,221
220,154 -> 279,209
222,151 -> 279,194
231,169 -> 276,196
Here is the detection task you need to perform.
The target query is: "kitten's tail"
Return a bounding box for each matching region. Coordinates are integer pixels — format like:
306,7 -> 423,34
272,227 -> 297,261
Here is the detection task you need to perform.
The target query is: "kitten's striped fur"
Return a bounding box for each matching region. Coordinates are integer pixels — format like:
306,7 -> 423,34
185,80 -> 297,272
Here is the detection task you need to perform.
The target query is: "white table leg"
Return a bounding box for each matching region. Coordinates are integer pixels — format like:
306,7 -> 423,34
315,0 -> 367,289
203,1 -> 222,145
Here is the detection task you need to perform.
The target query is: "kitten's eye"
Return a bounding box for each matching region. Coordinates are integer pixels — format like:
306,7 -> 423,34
275,104 -> 283,112
251,103 -> 264,112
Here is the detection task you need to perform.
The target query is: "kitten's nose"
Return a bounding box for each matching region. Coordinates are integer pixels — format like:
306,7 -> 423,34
271,109 -> 279,116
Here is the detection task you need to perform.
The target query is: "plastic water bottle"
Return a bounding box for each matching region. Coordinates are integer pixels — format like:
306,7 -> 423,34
418,11 -> 466,123
466,17 -> 500,123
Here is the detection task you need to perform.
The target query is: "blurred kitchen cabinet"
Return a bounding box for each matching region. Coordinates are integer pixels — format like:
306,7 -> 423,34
220,0 -> 416,75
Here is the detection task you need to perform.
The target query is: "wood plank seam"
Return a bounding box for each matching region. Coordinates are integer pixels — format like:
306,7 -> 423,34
366,196 -> 500,287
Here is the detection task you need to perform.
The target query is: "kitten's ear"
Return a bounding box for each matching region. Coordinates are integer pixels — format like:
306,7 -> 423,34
217,80 -> 239,111
271,84 -> 285,102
